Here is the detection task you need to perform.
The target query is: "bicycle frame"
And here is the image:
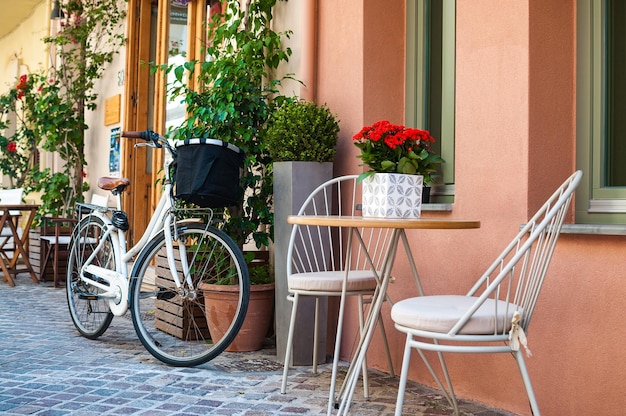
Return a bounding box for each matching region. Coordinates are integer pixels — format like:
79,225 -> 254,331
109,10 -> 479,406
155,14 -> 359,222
77,142 -> 203,317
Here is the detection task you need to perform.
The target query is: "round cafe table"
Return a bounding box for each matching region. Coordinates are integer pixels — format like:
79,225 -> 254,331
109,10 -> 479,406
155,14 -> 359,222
286,215 -> 480,415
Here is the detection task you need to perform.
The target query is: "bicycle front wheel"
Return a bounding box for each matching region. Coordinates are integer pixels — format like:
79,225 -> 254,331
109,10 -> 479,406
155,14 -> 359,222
66,214 -> 115,339
129,223 -> 250,366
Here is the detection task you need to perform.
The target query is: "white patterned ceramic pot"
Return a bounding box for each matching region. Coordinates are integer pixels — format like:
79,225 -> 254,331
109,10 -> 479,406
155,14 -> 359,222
362,173 -> 423,218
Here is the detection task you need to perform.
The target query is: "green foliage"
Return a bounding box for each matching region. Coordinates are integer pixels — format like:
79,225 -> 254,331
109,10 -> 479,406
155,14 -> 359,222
265,99 -> 339,162
165,0 -> 293,249
248,264 -> 273,285
0,74 -> 41,189
243,251 -> 273,284
353,120 -> 445,185
30,169 -> 89,223
29,0 -> 126,218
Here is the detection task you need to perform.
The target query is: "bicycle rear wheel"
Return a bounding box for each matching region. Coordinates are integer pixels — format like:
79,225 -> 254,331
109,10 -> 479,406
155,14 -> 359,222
129,222 -> 250,366
66,215 -> 115,339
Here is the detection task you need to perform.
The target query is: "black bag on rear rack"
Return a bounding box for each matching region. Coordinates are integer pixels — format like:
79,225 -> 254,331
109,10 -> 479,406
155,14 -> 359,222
173,138 -> 244,208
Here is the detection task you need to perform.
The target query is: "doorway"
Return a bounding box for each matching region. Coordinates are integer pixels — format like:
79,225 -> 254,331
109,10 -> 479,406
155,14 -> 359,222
123,0 -> 212,244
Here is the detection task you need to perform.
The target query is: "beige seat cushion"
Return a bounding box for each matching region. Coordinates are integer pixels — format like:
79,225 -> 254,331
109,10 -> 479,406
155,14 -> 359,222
288,270 -> 379,292
391,295 -> 519,335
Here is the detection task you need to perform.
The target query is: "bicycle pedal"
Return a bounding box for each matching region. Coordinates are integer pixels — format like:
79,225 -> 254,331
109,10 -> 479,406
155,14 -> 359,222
156,290 -> 176,300
78,293 -> 99,300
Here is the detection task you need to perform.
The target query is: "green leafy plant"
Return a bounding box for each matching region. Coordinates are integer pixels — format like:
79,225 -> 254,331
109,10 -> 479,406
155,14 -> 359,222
353,120 -> 445,184
29,0 -> 126,218
244,251 -> 273,284
265,99 -> 339,162
248,263 -> 273,285
208,251 -> 273,285
166,0 -> 293,249
0,74 -> 41,189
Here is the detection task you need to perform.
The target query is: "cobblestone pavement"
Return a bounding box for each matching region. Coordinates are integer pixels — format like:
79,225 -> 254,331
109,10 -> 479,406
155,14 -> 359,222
0,275 -> 517,415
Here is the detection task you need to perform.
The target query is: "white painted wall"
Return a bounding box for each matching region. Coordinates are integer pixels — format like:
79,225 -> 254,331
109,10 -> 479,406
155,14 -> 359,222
0,1 -> 129,199
0,2 -> 49,94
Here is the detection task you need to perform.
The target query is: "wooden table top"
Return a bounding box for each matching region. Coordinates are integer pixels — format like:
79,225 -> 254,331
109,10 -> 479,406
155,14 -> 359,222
287,215 -> 480,230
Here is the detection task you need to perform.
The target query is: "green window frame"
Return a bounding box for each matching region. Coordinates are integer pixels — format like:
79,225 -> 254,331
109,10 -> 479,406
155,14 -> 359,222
406,0 -> 456,203
577,0 -> 626,224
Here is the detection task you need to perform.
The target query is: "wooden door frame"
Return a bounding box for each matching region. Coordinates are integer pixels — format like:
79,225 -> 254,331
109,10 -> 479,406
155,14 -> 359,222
123,0 -> 210,243
123,0 -> 160,244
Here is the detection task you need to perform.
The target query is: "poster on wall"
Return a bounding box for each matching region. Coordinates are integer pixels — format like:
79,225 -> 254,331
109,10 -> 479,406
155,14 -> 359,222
109,127 -> 121,177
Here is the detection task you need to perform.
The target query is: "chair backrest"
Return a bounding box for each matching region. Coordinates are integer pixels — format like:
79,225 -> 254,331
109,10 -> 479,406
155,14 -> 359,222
451,171 -> 583,336
287,175 -> 392,277
0,188 -> 24,216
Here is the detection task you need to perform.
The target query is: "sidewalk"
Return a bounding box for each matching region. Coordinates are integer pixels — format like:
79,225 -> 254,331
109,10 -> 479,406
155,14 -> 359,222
0,275 -> 517,415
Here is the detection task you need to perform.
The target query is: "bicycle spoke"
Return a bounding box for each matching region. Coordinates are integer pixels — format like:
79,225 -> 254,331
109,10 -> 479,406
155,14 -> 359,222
129,223 -> 249,366
66,215 -> 114,339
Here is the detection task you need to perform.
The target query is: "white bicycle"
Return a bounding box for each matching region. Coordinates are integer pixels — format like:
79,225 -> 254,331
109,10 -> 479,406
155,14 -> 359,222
65,130 -> 250,366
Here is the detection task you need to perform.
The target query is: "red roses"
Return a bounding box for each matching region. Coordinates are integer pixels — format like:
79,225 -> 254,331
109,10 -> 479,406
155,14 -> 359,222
16,74 -> 28,100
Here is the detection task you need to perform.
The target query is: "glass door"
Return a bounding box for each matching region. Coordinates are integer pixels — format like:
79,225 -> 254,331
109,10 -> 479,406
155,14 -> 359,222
123,0 -> 212,243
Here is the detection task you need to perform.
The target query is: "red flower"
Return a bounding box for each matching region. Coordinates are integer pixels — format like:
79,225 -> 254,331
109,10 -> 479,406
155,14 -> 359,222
353,119 -> 444,181
16,74 -> 28,90
81,171 -> 87,178
7,142 -> 17,153
15,74 -> 29,99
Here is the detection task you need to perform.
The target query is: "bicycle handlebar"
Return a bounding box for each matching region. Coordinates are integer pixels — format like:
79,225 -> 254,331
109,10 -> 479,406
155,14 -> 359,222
121,130 -> 176,157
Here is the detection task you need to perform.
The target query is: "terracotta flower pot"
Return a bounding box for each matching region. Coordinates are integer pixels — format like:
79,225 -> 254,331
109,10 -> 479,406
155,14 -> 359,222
200,282 -> 275,352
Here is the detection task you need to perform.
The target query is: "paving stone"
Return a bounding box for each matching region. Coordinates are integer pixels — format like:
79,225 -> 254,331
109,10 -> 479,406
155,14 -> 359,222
0,277 -> 517,415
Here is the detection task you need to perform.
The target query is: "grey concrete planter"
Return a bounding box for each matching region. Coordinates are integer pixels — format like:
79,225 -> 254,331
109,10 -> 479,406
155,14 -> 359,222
273,161 -> 333,366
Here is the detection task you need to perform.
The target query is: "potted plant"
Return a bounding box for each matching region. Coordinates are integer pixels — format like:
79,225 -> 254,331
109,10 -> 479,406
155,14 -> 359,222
153,241 -> 274,352
200,251 -> 275,352
353,120 -> 444,218
265,98 -> 340,364
265,98 -> 339,163
166,0 -> 292,250
163,0 -> 292,351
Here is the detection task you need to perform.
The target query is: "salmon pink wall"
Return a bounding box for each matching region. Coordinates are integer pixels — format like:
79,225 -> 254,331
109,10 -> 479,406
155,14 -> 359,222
528,0 -> 576,214
315,1 -> 405,178
312,0 -> 626,415
316,1 -> 363,177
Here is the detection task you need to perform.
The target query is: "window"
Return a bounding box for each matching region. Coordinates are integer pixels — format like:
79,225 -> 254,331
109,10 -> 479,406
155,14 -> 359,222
406,0 -> 456,203
577,0 -> 626,224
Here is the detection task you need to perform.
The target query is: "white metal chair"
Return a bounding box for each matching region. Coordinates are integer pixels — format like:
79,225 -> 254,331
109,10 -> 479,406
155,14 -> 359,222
280,175 -> 395,400
391,170 -> 582,416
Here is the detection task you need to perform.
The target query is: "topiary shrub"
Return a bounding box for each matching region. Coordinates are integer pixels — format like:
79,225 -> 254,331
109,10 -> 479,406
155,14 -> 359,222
265,99 -> 339,163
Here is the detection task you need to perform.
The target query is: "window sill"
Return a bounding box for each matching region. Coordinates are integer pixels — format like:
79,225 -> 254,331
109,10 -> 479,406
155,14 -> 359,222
422,203 -> 453,212
421,209 -> 625,234
560,224 -> 626,236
